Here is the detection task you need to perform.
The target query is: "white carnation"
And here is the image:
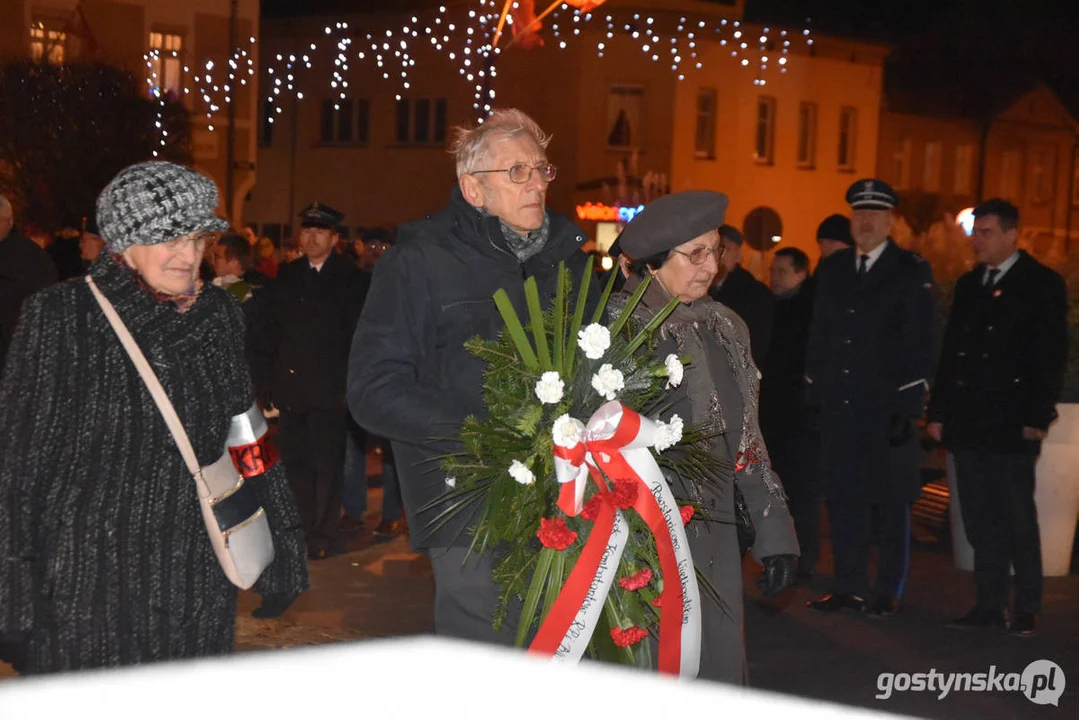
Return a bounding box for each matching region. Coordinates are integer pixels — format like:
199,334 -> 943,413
445,476 -> 457,488
552,414 -> 585,449
508,460 -> 535,485
653,413 -> 685,453
577,323 -> 611,360
534,371 -> 564,405
664,354 -> 684,389
591,363 -> 625,401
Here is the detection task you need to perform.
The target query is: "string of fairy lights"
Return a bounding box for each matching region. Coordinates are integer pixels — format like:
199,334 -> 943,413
148,1 -> 812,147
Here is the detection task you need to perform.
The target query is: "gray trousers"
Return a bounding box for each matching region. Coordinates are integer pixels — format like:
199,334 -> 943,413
428,547 -> 520,645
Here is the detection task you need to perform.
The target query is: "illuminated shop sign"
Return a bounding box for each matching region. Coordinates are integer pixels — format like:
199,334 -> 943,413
575,202 -> 645,224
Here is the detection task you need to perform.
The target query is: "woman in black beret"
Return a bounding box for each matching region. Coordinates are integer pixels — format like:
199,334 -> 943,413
613,190 -> 799,685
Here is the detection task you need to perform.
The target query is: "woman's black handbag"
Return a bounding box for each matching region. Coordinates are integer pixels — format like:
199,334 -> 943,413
734,484 -> 756,557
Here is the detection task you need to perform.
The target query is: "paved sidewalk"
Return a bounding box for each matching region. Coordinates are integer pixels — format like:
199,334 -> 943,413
4,490 -> 1076,720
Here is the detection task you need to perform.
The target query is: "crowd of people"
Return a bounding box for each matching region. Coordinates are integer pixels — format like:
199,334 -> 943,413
0,106 -> 1067,681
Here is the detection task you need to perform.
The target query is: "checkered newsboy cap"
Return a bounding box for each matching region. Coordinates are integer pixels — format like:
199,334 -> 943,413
96,161 -> 230,252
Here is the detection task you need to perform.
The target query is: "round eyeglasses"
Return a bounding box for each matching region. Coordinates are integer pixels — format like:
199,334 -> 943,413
671,244 -> 725,265
471,163 -> 557,184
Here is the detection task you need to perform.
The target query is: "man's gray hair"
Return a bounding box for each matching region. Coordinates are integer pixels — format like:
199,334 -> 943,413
450,108 -> 551,178
0,195 -> 12,218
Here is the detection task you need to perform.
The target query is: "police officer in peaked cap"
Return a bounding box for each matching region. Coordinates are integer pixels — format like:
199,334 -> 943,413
246,200 -> 370,560
804,178 -> 936,617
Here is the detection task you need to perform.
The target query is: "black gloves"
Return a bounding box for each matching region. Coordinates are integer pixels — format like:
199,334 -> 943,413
252,593 -> 298,619
757,555 -> 798,597
256,388 -> 274,412
887,414 -> 912,447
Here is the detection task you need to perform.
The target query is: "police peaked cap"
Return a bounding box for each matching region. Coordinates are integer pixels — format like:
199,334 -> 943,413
616,190 -> 729,259
298,201 -> 345,229
845,178 -> 898,210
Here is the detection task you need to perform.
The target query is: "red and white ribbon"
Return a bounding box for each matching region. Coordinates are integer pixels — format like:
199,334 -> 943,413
532,401 -> 701,677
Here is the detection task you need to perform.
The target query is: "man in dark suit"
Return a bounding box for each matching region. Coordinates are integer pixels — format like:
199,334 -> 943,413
0,195 -> 58,374
804,179 -> 936,617
928,198 -> 1067,636
760,247 -> 819,577
710,224 -> 774,368
247,202 -> 370,560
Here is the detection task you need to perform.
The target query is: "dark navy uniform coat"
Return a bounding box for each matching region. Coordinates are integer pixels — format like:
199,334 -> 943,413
805,240 -> 936,503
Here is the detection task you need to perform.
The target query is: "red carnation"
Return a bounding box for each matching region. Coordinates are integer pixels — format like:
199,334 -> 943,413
610,626 -> 649,648
680,505 -> 695,526
536,517 -> 578,551
618,567 -> 653,591
610,478 -> 639,510
580,495 -> 603,522
651,594 -> 664,608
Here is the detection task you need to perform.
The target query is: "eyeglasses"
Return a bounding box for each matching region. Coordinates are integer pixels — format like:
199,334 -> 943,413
471,163 -> 558,184
671,245 -> 725,265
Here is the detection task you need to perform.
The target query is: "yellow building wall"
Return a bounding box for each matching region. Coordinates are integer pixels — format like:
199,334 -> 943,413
671,40 -> 884,276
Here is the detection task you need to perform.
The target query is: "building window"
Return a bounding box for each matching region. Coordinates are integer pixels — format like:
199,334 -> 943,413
797,102 -> 817,168
148,32 -> 183,97
954,144 -> 973,196
607,85 -> 644,150
838,107 -> 857,170
1000,149 -> 1022,201
923,141 -> 942,193
893,138 -> 912,190
395,98 -> 447,145
754,96 -> 776,165
259,98 -> 274,147
694,88 -> 717,159
30,21 -> 65,64
320,98 -> 369,145
1031,148 -> 1057,204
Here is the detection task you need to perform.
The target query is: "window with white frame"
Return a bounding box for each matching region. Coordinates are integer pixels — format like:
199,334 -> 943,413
30,20 -> 65,64
754,96 -> 776,164
923,141 -> 942,193
838,106 -> 857,170
954,144 -> 974,195
1000,149 -> 1023,201
893,138 -> 912,190
694,88 -> 717,159
148,32 -> 183,97
1031,148 -> 1057,204
320,98 -> 370,144
395,98 -> 448,145
797,102 -> 817,168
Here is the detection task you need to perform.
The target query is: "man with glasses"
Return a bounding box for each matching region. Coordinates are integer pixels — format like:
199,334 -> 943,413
348,108 -> 596,643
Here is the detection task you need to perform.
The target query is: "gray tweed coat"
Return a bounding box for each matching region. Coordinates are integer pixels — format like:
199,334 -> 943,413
0,253 -> 308,674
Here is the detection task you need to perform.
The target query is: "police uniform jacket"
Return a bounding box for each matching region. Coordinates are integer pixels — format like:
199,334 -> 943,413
247,250 -> 369,412
927,250 -> 1067,455
347,188 -> 597,551
805,240 -> 935,503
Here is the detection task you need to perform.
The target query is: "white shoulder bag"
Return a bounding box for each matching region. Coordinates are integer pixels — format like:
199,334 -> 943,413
87,276 -> 275,589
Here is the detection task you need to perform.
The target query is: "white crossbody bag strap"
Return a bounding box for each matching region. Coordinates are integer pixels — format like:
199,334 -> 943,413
85,276 -> 210,498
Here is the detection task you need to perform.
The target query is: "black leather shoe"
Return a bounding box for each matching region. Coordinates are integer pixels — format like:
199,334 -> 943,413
1009,613 -> 1037,636
947,607 -> 1008,630
807,593 -> 866,613
865,596 -> 902,617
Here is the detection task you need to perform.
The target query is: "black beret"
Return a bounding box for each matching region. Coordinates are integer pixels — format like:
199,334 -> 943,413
816,214 -> 853,246
718,224 -> 742,245
299,201 -> 344,229
617,190 -> 728,259
845,178 -> 898,210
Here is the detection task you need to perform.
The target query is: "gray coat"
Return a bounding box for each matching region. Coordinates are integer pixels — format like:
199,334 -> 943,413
612,274 -> 798,684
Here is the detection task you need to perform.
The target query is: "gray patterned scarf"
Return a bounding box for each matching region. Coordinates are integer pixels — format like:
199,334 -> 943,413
478,206 -> 551,263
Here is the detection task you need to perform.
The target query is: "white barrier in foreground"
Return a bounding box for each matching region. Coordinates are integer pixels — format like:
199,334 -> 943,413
0,636 -> 920,719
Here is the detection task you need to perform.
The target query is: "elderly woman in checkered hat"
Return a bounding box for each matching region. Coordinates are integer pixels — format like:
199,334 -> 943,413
0,161 -> 308,674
